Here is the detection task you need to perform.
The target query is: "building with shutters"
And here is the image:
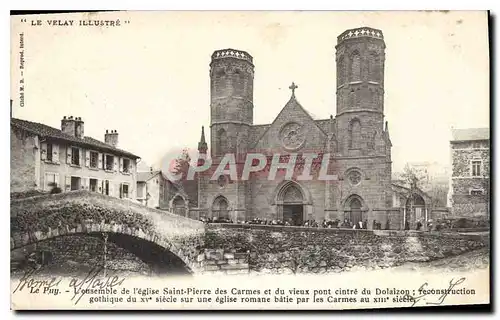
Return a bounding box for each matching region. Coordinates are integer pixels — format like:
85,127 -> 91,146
10,116 -> 140,199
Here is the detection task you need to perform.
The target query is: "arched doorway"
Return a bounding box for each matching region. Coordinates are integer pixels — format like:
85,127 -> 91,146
281,184 -> 304,226
405,194 -> 426,230
343,195 -> 366,227
172,195 -> 186,217
349,198 -> 362,226
212,196 -> 230,220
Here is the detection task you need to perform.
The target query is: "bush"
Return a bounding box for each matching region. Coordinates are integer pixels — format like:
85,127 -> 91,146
50,187 -> 62,194
11,201 -> 155,234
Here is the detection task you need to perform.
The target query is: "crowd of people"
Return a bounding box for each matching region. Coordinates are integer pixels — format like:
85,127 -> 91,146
199,216 -> 395,230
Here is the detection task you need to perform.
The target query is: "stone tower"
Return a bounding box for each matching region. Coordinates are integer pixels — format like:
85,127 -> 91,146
335,27 -> 387,156
209,49 -> 254,158
334,27 -> 393,215
202,48 -> 254,221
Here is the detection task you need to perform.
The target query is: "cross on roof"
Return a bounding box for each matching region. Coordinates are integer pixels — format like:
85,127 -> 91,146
289,82 -> 298,96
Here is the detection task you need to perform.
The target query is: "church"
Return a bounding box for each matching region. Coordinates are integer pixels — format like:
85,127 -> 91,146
196,27 -> 395,227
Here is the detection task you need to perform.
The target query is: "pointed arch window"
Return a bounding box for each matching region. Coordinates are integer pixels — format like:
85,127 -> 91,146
338,55 -> 346,85
368,52 -> 381,83
350,52 -> 361,82
348,118 -> 361,149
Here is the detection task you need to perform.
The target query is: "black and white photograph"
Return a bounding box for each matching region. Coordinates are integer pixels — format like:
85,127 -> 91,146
9,10 -> 490,310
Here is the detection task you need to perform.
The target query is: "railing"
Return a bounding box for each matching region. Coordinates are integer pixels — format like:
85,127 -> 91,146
211,49 -> 253,63
337,27 -> 384,43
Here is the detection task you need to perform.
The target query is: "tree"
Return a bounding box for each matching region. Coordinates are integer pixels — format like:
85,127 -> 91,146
171,148 -> 191,181
400,163 -> 426,228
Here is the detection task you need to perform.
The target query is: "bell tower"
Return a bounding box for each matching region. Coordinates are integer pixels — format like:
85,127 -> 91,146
210,49 -> 254,159
335,27 -> 386,154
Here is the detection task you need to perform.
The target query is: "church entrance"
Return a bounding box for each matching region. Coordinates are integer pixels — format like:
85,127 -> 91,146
350,198 -> 362,226
212,196 -> 230,220
279,183 -> 305,226
283,204 -> 304,226
343,195 -> 366,228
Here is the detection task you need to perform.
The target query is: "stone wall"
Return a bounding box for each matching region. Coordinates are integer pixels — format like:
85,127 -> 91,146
11,127 -> 38,192
11,234 -> 152,277
205,224 -> 488,274
194,249 -> 249,275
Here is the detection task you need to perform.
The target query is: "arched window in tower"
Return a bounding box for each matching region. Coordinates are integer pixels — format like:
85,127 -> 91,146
338,55 -> 346,85
233,68 -> 244,96
350,51 -> 361,82
217,128 -> 228,155
368,52 -> 381,83
348,118 -> 361,149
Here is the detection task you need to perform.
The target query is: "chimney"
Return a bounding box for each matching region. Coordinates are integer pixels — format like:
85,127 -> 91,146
75,117 -> 85,139
104,129 -> 119,147
61,116 -> 76,136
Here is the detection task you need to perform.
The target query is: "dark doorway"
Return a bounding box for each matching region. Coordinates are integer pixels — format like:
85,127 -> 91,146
283,204 -> 303,226
103,180 -> 109,196
350,198 -> 362,226
70,177 -> 81,191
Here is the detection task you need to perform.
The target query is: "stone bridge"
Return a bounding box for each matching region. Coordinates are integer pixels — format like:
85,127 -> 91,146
10,191 -> 205,275
10,191 -> 489,276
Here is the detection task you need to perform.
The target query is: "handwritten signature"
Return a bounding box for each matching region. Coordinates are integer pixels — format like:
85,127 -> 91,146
404,277 -> 466,307
69,266 -> 125,305
12,266 -> 126,305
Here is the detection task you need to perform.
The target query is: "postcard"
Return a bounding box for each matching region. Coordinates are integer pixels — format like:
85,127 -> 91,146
10,10 -> 490,310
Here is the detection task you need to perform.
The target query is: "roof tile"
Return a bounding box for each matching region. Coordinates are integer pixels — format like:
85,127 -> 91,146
11,118 -> 140,158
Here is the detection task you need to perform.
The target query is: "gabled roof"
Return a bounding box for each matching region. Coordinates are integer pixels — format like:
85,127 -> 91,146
251,95 -> 328,148
11,118 -> 140,159
137,170 -> 161,182
451,128 -> 489,142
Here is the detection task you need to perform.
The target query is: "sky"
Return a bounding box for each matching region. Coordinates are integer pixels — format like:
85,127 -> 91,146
10,11 -> 489,174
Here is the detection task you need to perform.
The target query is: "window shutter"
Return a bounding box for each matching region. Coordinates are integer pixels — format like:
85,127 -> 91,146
55,173 -> 60,188
79,148 -> 83,166
85,150 -> 90,167
129,160 -> 134,174
67,147 -> 72,164
96,179 -> 101,193
98,153 -> 103,169
113,156 -> 118,172
53,144 -> 59,163
65,176 -> 71,191
119,183 -> 123,198
109,182 -> 114,197
81,177 -> 87,190
101,180 -> 105,194
119,158 -> 124,173
41,142 -> 47,161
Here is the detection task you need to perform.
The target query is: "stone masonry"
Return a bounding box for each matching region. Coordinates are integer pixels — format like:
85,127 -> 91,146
197,27 -> 394,227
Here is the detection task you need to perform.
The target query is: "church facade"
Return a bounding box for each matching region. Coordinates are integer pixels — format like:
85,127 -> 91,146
196,27 -> 395,227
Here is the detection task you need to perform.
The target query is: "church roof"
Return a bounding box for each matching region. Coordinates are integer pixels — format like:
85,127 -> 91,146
250,93 -> 328,148
451,128 -> 489,142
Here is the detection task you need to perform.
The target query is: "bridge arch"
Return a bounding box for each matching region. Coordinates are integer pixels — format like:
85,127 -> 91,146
10,222 -> 203,276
